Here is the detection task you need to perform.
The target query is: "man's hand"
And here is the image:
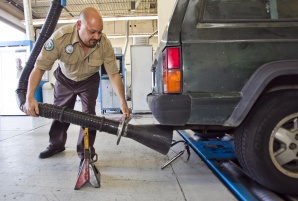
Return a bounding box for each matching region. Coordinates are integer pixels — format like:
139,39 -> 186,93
121,102 -> 130,119
23,97 -> 39,117
24,67 -> 45,117
23,67 -> 45,117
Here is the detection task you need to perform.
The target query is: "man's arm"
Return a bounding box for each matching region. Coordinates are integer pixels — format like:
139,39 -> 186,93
23,67 -> 45,116
108,73 -> 130,118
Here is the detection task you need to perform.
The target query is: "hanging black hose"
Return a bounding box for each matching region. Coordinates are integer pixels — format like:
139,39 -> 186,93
16,0 -> 63,111
15,0 -> 173,155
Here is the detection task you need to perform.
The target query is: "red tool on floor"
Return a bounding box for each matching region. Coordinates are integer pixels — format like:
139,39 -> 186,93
74,128 -> 101,190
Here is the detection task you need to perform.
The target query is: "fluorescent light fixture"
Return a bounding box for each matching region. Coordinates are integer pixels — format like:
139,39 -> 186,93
30,15 -> 158,26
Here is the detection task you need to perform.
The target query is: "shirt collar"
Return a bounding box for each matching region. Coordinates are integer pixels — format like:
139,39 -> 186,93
70,24 -> 80,45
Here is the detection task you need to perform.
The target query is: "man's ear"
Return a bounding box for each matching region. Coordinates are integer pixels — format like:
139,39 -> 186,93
76,20 -> 81,30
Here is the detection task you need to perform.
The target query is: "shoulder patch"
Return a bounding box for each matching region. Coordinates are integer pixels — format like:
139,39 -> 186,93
44,39 -> 54,51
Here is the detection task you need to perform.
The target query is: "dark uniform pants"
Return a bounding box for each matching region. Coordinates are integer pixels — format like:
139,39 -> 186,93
49,67 -> 99,159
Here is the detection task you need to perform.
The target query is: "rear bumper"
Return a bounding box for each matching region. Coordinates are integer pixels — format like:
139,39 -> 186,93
147,94 -> 191,126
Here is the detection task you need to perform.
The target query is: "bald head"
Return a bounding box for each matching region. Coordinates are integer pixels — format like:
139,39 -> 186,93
77,7 -> 103,48
79,7 -> 103,24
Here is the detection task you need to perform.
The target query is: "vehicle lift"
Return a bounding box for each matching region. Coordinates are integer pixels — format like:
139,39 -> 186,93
162,130 -> 298,201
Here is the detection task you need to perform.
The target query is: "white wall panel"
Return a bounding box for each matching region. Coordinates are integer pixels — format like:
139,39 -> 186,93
131,45 -> 152,113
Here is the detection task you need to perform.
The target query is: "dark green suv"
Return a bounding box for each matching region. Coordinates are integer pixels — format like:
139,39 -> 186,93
147,0 -> 298,195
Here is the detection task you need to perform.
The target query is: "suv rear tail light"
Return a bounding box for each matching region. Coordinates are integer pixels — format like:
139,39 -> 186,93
163,47 -> 182,93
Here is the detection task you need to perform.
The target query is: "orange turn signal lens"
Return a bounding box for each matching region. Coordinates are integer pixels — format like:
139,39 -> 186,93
163,70 -> 181,93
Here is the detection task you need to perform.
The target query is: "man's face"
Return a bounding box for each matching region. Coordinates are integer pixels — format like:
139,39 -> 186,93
77,19 -> 103,48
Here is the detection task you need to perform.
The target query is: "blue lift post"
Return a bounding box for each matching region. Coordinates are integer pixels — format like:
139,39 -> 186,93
176,130 -> 297,201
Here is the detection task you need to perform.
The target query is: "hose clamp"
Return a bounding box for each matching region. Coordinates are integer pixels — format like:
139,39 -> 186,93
116,116 -> 130,145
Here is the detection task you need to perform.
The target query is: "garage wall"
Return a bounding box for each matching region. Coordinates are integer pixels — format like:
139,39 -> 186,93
104,20 -> 157,36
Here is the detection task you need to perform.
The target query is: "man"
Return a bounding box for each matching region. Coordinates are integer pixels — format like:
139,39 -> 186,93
24,7 -> 130,162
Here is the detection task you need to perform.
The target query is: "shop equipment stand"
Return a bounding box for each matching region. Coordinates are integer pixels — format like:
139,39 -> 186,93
162,130 -> 298,201
99,54 -> 126,115
75,128 -> 101,190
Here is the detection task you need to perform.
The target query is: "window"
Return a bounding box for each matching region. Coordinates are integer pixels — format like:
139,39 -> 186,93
203,0 -> 298,21
0,21 -> 26,42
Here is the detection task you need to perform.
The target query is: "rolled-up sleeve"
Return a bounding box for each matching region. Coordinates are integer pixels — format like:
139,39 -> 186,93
35,38 -> 60,71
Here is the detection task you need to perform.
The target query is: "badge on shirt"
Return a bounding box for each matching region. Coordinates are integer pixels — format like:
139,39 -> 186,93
44,39 -> 54,51
65,44 -> 74,54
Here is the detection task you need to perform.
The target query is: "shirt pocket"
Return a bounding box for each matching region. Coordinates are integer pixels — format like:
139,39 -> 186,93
88,59 -> 102,72
60,52 -> 79,65
59,52 -> 79,71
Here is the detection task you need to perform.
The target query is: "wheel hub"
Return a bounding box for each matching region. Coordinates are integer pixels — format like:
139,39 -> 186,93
270,113 -> 298,178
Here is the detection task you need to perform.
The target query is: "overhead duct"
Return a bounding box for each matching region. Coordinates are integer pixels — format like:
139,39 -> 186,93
16,0 -> 173,155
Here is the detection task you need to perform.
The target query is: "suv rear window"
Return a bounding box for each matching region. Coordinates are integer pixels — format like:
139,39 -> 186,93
203,0 -> 298,21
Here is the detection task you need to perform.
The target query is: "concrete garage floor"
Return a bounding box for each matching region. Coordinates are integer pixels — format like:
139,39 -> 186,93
0,102 -> 236,201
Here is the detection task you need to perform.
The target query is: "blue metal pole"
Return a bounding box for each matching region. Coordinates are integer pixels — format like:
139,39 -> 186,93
61,0 -> 66,7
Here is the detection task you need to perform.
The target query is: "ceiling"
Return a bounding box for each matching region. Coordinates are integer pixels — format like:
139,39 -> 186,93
0,0 -> 158,20
0,0 -> 158,37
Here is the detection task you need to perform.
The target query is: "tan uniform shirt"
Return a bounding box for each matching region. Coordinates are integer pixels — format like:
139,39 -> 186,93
36,24 -> 119,81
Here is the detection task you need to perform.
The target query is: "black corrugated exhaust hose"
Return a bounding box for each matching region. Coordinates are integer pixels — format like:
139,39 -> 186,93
15,0 -> 173,155
16,0 -> 63,111
39,103 -> 173,155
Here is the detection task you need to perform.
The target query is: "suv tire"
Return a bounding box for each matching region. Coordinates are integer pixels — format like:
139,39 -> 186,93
234,90 -> 298,195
